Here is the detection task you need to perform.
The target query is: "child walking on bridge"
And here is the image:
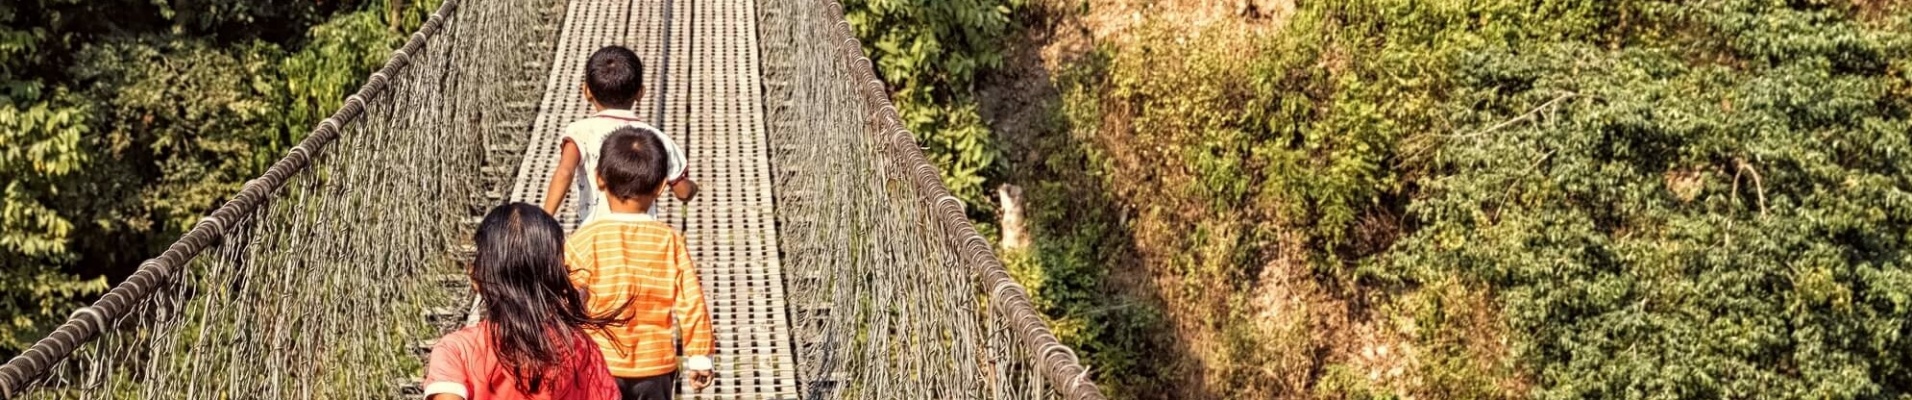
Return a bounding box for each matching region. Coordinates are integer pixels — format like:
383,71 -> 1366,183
423,203 -> 621,400
544,45 -> 698,222
567,128 -> 716,399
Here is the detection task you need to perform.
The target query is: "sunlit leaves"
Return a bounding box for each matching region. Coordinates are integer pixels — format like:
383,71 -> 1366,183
278,11 -> 400,172
0,0 -> 418,357
0,94 -> 88,260
844,0 -> 1017,216
1026,0 -> 1912,397
0,264 -> 105,351
1392,0 -> 1912,397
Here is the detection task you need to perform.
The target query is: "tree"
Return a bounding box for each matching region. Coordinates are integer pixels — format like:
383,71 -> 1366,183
844,0 -> 1018,220
1,0 -> 110,354
0,0 -> 411,357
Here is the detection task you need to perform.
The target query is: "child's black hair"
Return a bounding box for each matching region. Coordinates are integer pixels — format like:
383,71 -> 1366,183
470,203 -> 622,393
585,45 -> 643,109
596,127 -> 669,200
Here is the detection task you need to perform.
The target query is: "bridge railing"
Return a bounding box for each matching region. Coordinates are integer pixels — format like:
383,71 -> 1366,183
0,0 -> 563,397
1,0 -> 1107,398
799,1 -> 1106,399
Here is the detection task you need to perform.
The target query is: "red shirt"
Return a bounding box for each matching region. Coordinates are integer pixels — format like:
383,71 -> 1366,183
424,324 -> 620,400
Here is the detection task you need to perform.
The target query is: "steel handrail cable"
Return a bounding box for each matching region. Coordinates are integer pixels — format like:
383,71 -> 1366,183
0,1 -> 465,397
809,1 -> 1109,399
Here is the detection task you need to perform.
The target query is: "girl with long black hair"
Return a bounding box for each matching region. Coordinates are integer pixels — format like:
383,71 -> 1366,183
424,203 -> 622,400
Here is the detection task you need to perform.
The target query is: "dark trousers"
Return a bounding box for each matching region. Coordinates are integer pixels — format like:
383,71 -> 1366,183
615,372 -> 675,400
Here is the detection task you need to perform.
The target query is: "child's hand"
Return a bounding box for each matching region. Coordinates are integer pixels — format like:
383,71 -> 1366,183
689,370 -> 714,392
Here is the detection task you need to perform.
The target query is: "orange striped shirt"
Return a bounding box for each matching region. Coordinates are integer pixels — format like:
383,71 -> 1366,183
565,212 -> 713,378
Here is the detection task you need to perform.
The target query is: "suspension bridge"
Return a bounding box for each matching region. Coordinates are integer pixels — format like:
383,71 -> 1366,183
0,0 -> 1103,399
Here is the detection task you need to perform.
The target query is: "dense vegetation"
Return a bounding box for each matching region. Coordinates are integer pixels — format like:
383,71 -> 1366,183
5,0 -> 1908,398
857,0 -> 1912,398
841,0 -> 1019,226
1,0 -> 434,355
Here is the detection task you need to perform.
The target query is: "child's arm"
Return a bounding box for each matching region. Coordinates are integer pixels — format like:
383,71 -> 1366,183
658,130 -> 698,202
671,233 -> 716,390
542,139 -> 582,216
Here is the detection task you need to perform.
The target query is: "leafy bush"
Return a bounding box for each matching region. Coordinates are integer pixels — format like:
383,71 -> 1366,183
1391,2 -> 1912,397
843,0 -> 1018,220
1014,0 -> 1912,398
0,0 -> 425,356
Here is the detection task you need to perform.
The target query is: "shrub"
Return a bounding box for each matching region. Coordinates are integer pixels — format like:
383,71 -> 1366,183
1021,0 -> 1912,398
843,0 -> 1018,220
1393,2 -> 1912,396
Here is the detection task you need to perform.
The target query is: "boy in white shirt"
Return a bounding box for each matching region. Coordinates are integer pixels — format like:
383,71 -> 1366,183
543,45 -> 698,222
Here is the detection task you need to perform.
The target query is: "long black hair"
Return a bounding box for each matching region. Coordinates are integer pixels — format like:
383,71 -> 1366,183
469,202 -> 618,393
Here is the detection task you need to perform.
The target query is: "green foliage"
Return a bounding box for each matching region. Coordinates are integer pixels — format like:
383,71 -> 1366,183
0,265 -> 106,351
1010,175 -> 1180,393
1018,0 -> 1912,398
0,0 -> 424,357
278,10 -> 402,171
0,82 -> 109,351
1390,1 -> 1912,396
1,86 -> 87,261
848,0 -> 1016,89
1006,46 -> 1186,397
1317,363 -> 1391,400
73,40 -> 286,231
844,0 -> 1017,217
1031,13 -> 1442,394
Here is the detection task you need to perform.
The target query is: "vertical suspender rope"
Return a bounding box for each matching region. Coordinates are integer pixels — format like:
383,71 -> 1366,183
812,0 -> 1108,398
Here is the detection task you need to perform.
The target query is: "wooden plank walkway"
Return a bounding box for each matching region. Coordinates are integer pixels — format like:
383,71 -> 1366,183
508,0 -> 799,398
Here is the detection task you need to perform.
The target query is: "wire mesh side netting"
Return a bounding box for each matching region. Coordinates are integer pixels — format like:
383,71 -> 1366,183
758,0 -> 1083,398
2,0 -> 563,398
4,0 -> 1104,397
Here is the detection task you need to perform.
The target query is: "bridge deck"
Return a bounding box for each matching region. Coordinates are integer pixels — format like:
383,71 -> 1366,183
507,0 -> 798,398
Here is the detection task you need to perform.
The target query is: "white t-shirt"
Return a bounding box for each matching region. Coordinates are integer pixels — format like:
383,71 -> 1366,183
560,109 -> 688,223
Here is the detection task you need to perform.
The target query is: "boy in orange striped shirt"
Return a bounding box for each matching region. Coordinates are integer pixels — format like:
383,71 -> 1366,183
566,127 -> 715,399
